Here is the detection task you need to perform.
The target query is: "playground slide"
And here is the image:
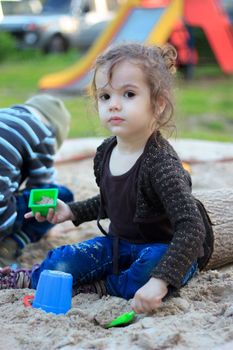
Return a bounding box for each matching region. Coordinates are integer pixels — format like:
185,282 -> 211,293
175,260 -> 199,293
185,0 -> 233,74
39,0 -> 183,93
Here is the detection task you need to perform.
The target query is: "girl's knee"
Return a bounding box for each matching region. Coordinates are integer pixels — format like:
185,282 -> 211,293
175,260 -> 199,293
138,247 -> 154,261
47,244 -> 72,258
40,245 -> 76,270
138,245 -> 168,264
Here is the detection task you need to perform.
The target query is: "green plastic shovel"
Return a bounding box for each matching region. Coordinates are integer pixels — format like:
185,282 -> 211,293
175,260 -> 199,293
104,310 -> 136,328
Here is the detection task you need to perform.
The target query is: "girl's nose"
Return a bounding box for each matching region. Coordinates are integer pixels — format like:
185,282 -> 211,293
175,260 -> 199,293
109,96 -> 121,111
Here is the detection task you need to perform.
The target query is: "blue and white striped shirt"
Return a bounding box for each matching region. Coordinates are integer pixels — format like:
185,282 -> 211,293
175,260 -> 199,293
0,105 -> 56,236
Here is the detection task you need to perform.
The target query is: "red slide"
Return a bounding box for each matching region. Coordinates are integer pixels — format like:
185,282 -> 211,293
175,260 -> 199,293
184,0 -> 233,73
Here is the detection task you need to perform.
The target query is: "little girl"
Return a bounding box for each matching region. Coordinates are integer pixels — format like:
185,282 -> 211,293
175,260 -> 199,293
0,43 -> 213,314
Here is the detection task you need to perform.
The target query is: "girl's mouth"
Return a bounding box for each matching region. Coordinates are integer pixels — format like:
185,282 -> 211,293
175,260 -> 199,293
109,117 -> 124,125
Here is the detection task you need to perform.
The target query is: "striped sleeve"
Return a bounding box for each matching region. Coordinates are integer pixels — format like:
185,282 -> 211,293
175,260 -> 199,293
0,107 -> 57,236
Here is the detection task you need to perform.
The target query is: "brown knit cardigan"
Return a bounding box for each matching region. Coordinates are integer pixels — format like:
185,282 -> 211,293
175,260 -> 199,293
69,132 -> 213,289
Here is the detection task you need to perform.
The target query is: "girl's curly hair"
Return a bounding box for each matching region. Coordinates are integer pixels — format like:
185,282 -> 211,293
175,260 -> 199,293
91,42 -> 177,133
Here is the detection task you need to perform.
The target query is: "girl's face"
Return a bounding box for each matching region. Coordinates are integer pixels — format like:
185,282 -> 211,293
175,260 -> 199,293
95,60 -> 156,140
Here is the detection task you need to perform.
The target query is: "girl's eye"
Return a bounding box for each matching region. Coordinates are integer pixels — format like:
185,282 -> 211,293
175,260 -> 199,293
99,93 -> 110,101
124,91 -> 135,98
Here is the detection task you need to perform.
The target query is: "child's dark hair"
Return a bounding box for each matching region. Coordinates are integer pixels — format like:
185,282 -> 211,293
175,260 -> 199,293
91,42 -> 177,133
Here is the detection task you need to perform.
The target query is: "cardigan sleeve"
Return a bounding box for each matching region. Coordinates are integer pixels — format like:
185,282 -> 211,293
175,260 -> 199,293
149,152 -> 206,289
68,194 -> 101,226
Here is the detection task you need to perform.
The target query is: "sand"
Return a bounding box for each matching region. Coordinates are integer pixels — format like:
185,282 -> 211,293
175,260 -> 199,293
0,139 -> 233,350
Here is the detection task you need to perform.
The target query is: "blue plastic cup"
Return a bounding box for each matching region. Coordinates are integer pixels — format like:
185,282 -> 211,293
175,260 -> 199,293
32,270 -> 73,315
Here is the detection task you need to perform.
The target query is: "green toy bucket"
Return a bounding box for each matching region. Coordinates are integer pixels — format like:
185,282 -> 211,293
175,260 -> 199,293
28,188 -> 58,216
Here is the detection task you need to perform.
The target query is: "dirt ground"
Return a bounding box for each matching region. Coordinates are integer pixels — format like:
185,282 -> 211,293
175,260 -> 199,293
0,138 -> 233,350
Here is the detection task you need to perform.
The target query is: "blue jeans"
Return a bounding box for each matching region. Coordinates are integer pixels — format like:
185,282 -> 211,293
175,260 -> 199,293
31,236 -> 197,299
12,184 -> 74,249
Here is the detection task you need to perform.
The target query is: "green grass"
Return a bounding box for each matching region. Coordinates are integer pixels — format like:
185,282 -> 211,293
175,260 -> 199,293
175,71 -> 233,141
0,51 -> 233,142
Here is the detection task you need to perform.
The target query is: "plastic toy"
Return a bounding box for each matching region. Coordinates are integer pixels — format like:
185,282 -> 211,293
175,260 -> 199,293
104,310 -> 136,328
23,295 -> 34,307
28,188 -> 58,216
32,270 -> 73,315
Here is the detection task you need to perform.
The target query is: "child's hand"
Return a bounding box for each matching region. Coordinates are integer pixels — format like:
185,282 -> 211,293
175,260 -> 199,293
131,277 -> 168,314
24,199 -> 75,224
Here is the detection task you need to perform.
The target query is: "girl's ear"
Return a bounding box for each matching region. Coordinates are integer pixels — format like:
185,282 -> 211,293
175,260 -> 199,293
157,96 -> 166,115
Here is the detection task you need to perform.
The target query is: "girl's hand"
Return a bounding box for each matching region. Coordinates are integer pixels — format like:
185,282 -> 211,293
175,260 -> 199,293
24,198 -> 75,224
131,277 -> 168,314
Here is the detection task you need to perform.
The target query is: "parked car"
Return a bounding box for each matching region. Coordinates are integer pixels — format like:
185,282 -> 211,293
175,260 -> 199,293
75,0 -> 118,50
75,19 -> 111,50
0,0 -> 119,53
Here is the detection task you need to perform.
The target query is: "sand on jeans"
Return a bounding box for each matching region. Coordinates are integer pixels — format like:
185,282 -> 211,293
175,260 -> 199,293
1,138 -> 233,350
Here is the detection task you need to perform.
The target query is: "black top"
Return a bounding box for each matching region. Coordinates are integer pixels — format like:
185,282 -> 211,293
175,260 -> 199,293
101,135 -> 173,244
